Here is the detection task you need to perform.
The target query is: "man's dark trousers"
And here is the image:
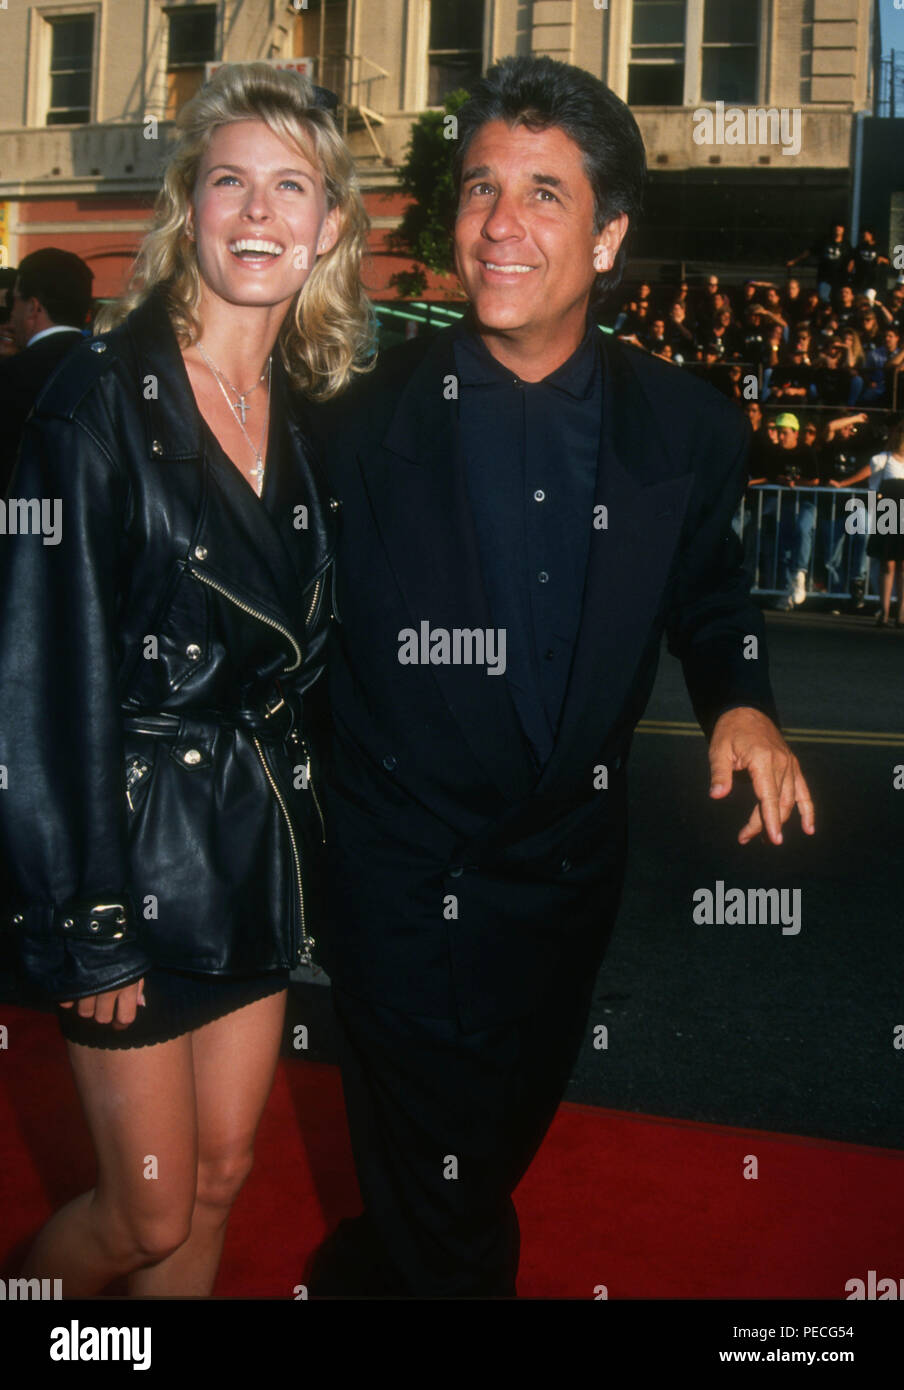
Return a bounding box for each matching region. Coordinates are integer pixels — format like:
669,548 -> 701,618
326,920 -> 612,1297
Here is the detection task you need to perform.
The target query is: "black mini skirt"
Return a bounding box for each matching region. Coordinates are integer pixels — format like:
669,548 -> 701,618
57,967 -> 289,1050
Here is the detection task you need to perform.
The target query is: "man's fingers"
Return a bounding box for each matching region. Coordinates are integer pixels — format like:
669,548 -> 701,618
738,802 -> 763,845
746,755 -> 787,843
793,763 -> 816,834
709,745 -> 735,797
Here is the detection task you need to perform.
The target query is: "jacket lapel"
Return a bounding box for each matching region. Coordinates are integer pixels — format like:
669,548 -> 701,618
536,334 -> 695,796
126,289 -> 317,646
360,329 -> 538,802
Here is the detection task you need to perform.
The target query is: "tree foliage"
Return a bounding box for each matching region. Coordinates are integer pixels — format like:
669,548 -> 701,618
388,90 -> 470,298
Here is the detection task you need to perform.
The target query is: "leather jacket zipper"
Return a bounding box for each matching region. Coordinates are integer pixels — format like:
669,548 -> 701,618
253,735 -> 315,968
302,741 -> 326,843
189,567 -> 303,673
125,757 -> 149,811
305,576 -> 322,627
188,562 -> 323,966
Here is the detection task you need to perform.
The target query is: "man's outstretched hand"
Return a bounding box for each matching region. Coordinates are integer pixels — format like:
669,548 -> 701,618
708,707 -> 815,846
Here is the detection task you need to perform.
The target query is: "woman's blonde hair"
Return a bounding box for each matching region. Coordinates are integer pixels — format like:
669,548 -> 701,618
96,62 -> 375,399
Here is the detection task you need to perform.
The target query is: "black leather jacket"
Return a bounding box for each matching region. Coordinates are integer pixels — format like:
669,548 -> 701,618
0,287 -> 336,1001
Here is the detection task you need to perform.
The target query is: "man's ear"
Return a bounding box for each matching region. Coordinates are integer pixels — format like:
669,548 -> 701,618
593,213 -> 629,272
316,205 -> 342,257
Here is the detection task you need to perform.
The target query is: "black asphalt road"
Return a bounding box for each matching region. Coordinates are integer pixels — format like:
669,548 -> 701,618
289,610 -> 902,1147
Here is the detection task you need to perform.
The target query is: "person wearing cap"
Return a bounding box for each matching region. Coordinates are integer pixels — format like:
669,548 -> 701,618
0,249 -> 93,495
770,411 -> 820,610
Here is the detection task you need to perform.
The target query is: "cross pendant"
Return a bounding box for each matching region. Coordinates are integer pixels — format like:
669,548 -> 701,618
236,396 -> 248,425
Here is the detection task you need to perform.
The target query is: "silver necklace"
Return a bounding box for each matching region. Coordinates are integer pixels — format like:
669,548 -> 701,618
198,345 -> 272,496
197,342 -> 267,424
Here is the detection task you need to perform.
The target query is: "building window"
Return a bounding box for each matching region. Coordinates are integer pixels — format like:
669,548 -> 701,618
427,0 -> 484,107
628,0 -> 687,107
165,4 -> 218,119
46,14 -> 95,125
700,1 -> 758,103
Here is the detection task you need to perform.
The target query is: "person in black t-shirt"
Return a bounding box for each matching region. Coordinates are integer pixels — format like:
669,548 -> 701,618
816,412 -> 872,602
851,228 -> 889,294
787,222 -> 854,304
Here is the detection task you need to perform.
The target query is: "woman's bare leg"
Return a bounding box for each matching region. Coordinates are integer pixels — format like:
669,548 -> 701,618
880,561 -> 894,620
127,988 -> 287,1296
20,1032 -> 198,1297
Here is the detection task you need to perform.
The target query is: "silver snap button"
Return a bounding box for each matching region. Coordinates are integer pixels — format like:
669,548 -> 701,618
183,748 -> 202,765
538,571 -> 549,583
329,497 -> 341,512
151,440 -> 163,456
63,918 -> 74,929
186,643 -> 202,660
12,913 -> 23,925
534,489 -> 546,502
89,920 -> 100,932
115,912 -> 127,926
90,340 -> 106,353
193,545 -> 207,561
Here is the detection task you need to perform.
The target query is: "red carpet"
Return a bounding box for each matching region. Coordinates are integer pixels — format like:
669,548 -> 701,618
1,1005 -> 901,1298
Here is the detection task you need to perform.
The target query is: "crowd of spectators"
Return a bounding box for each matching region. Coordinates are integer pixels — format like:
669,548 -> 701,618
600,222 -> 904,616
602,222 -> 904,410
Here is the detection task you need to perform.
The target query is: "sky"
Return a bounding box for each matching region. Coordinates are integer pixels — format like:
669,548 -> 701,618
879,1 -> 904,56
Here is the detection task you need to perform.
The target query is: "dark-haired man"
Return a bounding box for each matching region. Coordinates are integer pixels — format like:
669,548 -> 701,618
0,249 -> 93,495
306,55 -> 814,1298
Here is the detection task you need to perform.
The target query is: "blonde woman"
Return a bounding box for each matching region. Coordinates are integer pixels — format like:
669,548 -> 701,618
0,63 -> 372,1296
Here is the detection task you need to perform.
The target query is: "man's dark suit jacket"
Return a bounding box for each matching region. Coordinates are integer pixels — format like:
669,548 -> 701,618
0,328 -> 83,495
304,327 -> 780,1032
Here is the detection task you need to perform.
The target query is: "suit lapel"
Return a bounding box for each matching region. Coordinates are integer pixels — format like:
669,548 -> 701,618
360,329 -> 537,802
536,335 -> 695,795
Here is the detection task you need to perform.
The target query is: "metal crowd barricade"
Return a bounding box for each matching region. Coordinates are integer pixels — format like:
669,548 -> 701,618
735,484 -> 879,601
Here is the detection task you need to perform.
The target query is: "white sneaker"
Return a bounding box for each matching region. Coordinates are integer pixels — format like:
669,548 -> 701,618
793,570 -> 807,606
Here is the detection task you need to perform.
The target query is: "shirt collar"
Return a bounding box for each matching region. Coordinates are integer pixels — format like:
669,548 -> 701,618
454,312 -> 599,399
26,324 -> 83,348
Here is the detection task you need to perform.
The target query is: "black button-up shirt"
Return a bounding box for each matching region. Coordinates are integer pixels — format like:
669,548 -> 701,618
454,318 -> 602,768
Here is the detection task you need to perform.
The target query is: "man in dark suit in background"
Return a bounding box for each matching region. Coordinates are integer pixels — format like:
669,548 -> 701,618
305,56 -> 816,1298
0,249 -> 93,495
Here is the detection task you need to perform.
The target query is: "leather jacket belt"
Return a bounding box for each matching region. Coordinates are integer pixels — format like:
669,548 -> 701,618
123,688 -> 299,745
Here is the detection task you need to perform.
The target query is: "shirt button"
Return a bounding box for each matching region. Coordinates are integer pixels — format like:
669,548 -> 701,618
534,489 -> 546,502
538,571 -> 549,583
186,643 -> 202,661
183,748 -> 202,766
382,754 -> 397,771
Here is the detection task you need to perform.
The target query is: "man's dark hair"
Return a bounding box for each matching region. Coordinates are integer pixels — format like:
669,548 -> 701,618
452,56 -> 646,303
15,248 -> 94,329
